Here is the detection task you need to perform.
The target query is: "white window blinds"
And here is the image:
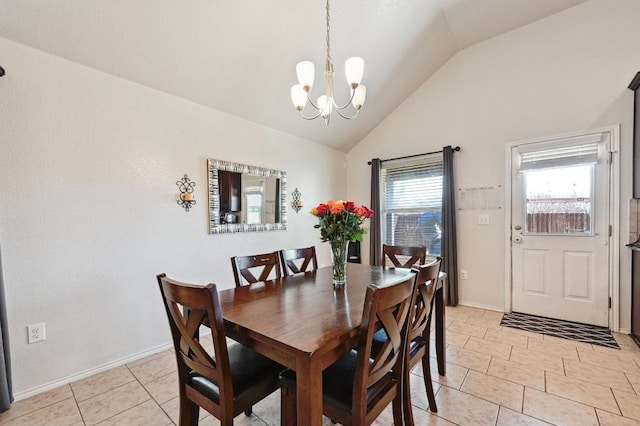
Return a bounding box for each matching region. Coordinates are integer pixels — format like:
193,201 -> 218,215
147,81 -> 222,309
518,134 -> 602,172
382,157 -> 443,211
381,154 -> 443,254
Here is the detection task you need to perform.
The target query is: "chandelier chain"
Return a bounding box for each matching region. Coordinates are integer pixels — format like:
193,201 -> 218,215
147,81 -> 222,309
325,0 -> 331,63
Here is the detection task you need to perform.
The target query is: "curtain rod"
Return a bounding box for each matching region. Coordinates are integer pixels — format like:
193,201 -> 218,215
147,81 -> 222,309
367,146 -> 460,165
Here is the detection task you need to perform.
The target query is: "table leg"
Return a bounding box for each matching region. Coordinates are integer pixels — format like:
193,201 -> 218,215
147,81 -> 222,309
295,359 -> 323,426
435,283 -> 446,375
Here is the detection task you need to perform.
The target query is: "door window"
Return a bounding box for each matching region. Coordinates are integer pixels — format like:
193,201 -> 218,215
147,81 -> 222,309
523,165 -> 593,235
517,141 -> 598,236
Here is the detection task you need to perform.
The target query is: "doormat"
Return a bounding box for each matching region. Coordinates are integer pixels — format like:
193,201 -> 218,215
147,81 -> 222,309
500,312 -> 620,349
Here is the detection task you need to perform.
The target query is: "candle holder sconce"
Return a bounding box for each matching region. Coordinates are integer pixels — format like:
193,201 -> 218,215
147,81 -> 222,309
176,174 -> 196,212
291,188 -> 303,213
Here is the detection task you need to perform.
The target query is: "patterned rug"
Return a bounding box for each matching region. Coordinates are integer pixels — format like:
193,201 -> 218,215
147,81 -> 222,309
500,312 -> 620,349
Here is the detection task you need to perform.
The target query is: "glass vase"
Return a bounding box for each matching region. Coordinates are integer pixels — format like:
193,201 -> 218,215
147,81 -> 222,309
330,239 -> 348,289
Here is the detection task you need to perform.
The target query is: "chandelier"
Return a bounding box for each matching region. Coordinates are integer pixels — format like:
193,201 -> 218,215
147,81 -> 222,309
290,0 -> 366,125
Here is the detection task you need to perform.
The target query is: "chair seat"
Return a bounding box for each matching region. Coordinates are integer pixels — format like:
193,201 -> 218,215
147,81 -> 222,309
371,328 -> 387,356
190,343 -> 283,402
372,329 -> 425,362
279,350 -> 395,413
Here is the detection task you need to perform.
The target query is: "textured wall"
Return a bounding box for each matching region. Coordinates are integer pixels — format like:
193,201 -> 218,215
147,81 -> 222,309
0,37 -> 346,397
347,0 -> 640,328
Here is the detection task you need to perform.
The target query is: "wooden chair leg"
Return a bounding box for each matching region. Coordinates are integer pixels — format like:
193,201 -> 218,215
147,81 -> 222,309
280,385 -> 297,426
179,397 -> 199,426
402,362 -> 415,426
244,407 -> 252,416
421,354 -> 438,412
392,389 -> 405,426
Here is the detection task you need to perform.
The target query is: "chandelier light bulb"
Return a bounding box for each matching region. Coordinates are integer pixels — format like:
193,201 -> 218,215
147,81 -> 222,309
318,95 -> 332,124
351,85 -> 367,110
296,61 -> 315,92
317,95 -> 328,112
291,85 -> 308,110
345,57 -> 364,88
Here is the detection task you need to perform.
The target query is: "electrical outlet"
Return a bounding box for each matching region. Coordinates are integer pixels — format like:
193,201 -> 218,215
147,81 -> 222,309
28,323 -> 46,344
478,215 -> 490,225
460,269 -> 468,280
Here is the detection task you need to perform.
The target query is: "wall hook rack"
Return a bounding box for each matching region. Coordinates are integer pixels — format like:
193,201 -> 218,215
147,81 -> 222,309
176,174 -> 196,212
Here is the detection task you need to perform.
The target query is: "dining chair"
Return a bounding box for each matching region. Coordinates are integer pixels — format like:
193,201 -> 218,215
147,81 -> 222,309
382,244 -> 427,268
400,257 -> 442,424
279,272 -> 418,426
347,241 -> 362,264
156,274 -> 283,426
230,251 -> 282,287
279,246 -> 318,276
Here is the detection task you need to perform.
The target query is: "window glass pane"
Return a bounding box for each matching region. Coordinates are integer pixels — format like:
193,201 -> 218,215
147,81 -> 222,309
246,193 -> 263,224
381,155 -> 443,255
524,165 -> 593,234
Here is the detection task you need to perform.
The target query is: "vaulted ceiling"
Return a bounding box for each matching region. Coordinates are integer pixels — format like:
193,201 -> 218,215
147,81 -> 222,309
0,0 -> 586,152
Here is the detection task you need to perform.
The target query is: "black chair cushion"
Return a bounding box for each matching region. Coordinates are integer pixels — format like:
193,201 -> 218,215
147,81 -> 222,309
189,343 -> 282,402
279,350 -> 394,413
370,328 -> 388,357
372,328 -> 425,360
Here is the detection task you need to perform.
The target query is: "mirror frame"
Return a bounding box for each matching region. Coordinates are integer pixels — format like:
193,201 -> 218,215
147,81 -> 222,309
207,158 -> 287,234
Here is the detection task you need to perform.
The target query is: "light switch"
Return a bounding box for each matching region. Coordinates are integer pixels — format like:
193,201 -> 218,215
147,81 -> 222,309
478,215 -> 490,225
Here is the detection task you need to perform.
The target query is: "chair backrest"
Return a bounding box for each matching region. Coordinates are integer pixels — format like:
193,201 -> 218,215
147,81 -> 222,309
347,241 -> 362,264
351,272 -> 417,424
231,252 -> 282,287
382,244 -> 426,268
156,274 -> 234,412
408,257 -> 442,345
280,246 -> 318,275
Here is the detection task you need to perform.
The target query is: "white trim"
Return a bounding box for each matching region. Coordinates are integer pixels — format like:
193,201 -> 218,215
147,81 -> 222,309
13,342 -> 172,401
609,125 -> 621,332
504,125 -> 620,331
504,143 -> 514,314
618,328 -> 631,334
458,301 -> 505,313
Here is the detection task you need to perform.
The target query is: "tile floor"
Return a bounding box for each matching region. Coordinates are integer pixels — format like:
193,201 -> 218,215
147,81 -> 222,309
2,305 -> 640,425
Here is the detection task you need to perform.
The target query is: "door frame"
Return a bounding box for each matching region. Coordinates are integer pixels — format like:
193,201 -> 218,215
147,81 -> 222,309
504,125 -> 620,331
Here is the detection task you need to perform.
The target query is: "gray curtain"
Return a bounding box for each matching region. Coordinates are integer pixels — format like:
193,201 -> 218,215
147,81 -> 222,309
0,244 -> 12,411
369,158 -> 382,266
442,146 -> 459,306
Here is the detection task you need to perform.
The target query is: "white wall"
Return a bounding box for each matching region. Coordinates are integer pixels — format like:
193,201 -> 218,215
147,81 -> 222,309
0,37 -> 346,396
347,0 -> 640,328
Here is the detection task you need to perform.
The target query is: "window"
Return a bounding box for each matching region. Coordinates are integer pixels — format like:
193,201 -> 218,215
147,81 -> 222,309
244,183 -> 265,225
381,154 -> 443,255
524,165 -> 593,234
518,141 -> 598,235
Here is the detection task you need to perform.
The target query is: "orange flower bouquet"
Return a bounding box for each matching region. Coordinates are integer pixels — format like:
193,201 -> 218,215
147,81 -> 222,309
310,200 -> 374,287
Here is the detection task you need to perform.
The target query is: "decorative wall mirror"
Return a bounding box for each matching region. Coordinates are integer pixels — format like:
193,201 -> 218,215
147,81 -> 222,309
207,158 -> 287,234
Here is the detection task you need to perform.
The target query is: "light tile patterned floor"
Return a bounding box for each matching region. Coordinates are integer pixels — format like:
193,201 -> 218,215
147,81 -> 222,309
2,305 -> 640,425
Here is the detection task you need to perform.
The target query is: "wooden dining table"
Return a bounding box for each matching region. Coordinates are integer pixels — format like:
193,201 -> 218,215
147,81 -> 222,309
218,263 -> 447,426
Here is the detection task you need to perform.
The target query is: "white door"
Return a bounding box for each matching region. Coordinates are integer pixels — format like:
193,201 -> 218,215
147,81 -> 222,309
511,132 -> 610,327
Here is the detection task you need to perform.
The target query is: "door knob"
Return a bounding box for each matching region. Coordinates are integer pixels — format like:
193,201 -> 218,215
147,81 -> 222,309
513,235 -> 523,243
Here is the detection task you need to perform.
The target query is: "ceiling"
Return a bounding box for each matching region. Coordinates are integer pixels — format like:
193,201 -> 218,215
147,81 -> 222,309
0,0 -> 587,152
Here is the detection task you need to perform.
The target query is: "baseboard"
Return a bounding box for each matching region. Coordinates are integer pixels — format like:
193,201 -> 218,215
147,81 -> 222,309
14,342 -> 173,401
618,327 -> 630,334
458,300 -> 504,313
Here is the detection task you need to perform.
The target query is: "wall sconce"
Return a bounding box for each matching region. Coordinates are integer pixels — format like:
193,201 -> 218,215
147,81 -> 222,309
176,174 -> 196,212
291,188 -> 303,213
